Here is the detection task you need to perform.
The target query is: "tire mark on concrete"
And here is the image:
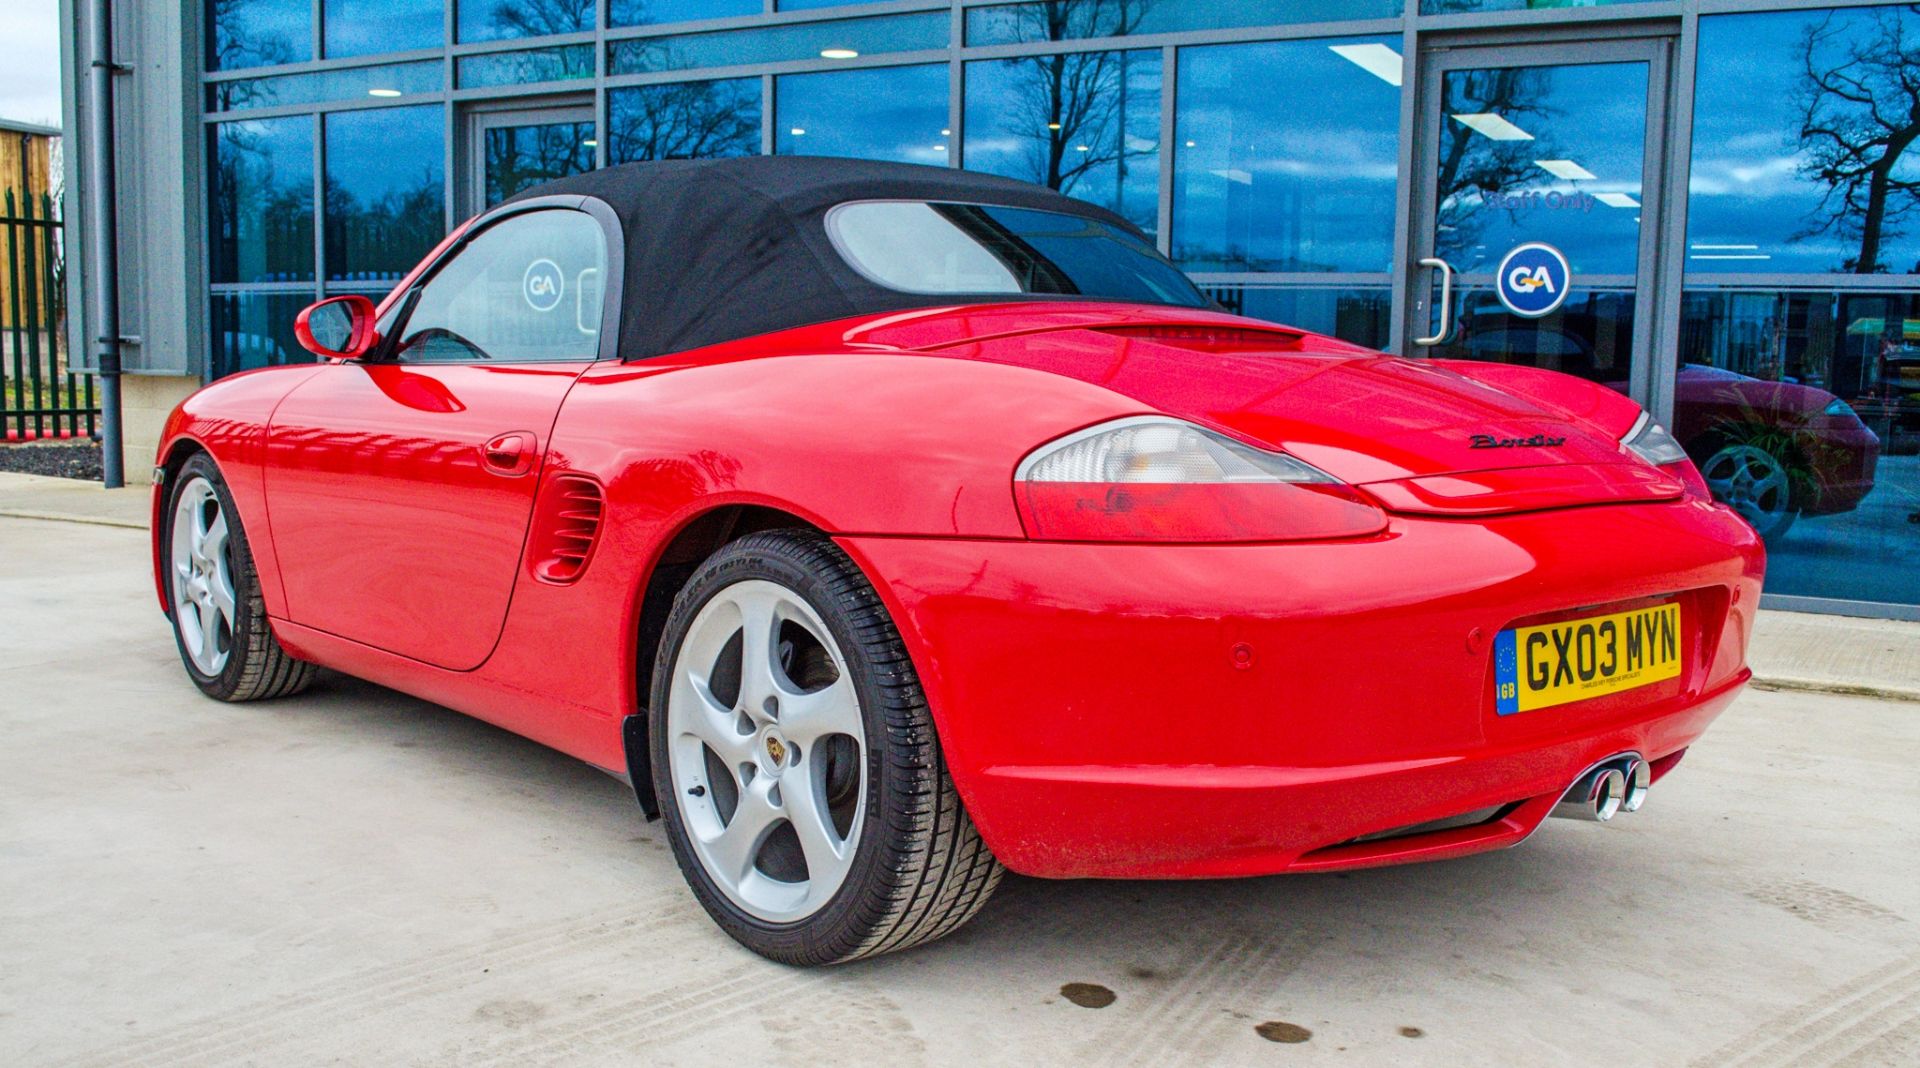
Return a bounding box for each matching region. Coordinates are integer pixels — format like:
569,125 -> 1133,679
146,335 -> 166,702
1692,952 -> 1920,1068
1744,879 -> 1905,930
1075,928 -> 1300,1068
49,902 -> 698,1068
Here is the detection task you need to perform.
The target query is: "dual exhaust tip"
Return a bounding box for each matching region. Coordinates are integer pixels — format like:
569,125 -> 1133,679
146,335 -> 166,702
1551,753 -> 1651,823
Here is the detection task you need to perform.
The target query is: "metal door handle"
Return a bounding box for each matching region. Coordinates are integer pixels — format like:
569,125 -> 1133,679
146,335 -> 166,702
1414,257 -> 1454,346
481,431 -> 537,477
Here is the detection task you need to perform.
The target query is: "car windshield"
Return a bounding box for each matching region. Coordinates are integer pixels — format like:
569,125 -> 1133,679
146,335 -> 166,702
826,201 -> 1210,308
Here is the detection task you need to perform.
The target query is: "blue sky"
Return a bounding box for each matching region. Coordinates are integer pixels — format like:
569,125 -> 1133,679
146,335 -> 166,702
0,0 -> 60,127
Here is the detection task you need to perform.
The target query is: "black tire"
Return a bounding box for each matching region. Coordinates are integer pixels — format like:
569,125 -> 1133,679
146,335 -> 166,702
649,529 -> 1002,965
163,453 -> 317,702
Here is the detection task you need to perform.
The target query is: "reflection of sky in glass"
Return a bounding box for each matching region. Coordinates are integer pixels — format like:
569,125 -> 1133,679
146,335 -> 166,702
209,61 -> 443,112
775,65 -> 949,166
325,105 -> 446,281
609,14 -> 947,74
964,51 -> 1160,235
459,0 -> 594,41
210,117 -> 314,284
458,46 -> 596,88
1436,61 -> 1646,277
1419,0 -> 1636,12
208,0 -> 311,70
608,0 -> 764,28
608,80 -> 761,162
325,0 -> 442,58
1691,8 -> 1920,275
968,0 -> 1402,46
1173,37 -> 1401,273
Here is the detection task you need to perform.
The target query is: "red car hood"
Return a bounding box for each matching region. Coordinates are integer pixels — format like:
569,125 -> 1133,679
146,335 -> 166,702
862,307 -> 1637,485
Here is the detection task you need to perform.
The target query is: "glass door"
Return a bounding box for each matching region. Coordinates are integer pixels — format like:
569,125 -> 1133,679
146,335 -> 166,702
464,102 -> 597,214
1406,38 -> 1671,408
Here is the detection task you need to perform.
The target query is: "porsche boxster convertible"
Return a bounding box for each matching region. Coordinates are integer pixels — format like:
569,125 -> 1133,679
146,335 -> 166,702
154,157 -> 1765,965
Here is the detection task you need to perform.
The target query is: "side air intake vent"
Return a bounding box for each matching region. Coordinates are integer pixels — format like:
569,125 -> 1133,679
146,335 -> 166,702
531,473 -> 606,584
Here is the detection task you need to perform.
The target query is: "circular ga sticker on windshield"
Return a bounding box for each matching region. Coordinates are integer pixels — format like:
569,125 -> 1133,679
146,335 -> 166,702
1495,242 -> 1570,319
523,258 -> 564,313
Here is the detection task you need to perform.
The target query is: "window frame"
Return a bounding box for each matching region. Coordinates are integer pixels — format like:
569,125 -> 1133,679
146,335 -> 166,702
373,193 -> 627,364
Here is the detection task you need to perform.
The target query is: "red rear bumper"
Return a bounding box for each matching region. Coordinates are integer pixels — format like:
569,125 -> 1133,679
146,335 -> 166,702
840,498 -> 1764,879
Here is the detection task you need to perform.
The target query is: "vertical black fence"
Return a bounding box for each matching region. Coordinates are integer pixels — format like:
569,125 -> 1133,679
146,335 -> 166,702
2,190 -> 94,441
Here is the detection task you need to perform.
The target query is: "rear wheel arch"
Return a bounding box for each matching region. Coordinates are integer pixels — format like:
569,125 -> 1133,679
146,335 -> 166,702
624,503 -> 829,817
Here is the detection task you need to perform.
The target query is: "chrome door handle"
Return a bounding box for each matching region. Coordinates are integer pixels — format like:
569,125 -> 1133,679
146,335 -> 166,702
1414,257 -> 1454,346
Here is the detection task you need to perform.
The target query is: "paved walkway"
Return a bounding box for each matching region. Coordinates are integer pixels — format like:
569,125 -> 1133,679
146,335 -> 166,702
4,470 -> 1915,701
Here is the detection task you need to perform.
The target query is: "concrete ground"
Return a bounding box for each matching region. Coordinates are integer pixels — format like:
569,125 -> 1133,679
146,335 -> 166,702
2,509 -> 1919,1066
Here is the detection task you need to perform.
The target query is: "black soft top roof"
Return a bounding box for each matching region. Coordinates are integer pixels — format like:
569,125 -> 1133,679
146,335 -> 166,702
507,155 -> 1160,358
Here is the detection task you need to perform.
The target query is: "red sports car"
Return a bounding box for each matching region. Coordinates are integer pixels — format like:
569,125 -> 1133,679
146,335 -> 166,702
153,158 -> 1765,965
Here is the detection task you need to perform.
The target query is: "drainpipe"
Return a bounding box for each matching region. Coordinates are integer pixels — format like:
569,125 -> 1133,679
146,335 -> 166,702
85,0 -> 124,488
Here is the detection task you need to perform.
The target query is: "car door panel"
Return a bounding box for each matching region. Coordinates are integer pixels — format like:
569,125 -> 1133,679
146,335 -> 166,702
265,362 -> 590,671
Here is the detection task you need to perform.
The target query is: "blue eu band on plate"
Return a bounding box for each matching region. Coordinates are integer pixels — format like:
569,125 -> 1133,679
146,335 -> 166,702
1494,602 -> 1682,714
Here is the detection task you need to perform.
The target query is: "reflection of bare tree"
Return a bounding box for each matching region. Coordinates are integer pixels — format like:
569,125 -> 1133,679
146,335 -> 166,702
324,170 -> 443,280
1795,7 -> 1920,274
608,81 -> 759,162
485,124 -> 594,205
469,0 -> 592,38
991,1 -> 1156,208
212,122 -> 313,282
1433,68 -> 1561,264
210,0 -> 296,70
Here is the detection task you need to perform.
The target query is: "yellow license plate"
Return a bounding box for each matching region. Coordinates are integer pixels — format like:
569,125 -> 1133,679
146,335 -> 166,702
1494,602 -> 1682,714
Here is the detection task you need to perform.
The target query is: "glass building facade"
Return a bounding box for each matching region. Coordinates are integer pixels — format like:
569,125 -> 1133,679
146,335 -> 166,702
196,0 -> 1920,618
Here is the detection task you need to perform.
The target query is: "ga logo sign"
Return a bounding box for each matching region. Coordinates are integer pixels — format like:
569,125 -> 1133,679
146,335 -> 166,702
523,258 -> 565,313
1494,242 -> 1570,319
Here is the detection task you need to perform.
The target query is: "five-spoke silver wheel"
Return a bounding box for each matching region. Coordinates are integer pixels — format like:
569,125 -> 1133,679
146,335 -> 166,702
1701,442 -> 1795,541
170,476 -> 236,676
666,578 -> 867,923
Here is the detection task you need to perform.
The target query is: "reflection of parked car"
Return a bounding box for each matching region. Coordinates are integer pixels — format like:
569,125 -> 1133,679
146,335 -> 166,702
1666,364 -> 1879,542
1464,327 -> 1878,542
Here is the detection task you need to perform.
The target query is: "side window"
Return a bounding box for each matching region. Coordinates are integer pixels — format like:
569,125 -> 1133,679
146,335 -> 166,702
396,209 -> 607,363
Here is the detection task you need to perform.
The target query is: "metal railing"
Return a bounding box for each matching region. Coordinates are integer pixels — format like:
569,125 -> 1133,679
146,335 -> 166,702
1,190 -> 94,442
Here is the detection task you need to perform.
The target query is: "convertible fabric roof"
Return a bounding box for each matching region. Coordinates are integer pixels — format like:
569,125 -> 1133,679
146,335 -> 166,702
506,155 -> 1154,359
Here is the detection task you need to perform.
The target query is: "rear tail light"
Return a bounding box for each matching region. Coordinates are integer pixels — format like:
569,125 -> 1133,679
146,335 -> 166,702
1621,411 -> 1709,500
1013,417 -> 1386,543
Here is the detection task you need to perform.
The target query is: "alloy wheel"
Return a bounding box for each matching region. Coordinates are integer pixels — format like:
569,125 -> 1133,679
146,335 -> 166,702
1700,443 -> 1793,537
169,476 -> 236,675
665,579 -> 867,923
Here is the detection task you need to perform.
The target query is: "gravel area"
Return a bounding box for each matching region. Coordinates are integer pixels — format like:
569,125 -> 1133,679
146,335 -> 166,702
0,442 -> 104,482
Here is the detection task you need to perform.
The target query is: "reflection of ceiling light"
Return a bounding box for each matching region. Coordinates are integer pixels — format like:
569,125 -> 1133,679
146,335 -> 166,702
1328,43 -> 1404,87
582,138 -> 597,147
1075,144 -> 1090,152
1452,113 -> 1534,140
820,48 -> 858,59
790,127 -> 806,136
933,144 -> 946,151
1534,159 -> 1595,180
1594,192 -> 1640,208
1184,140 -> 1195,147
367,88 -> 402,97
940,128 -> 950,136
1690,252 -> 1771,260
1691,243 -> 1758,250
1047,122 -> 1061,130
